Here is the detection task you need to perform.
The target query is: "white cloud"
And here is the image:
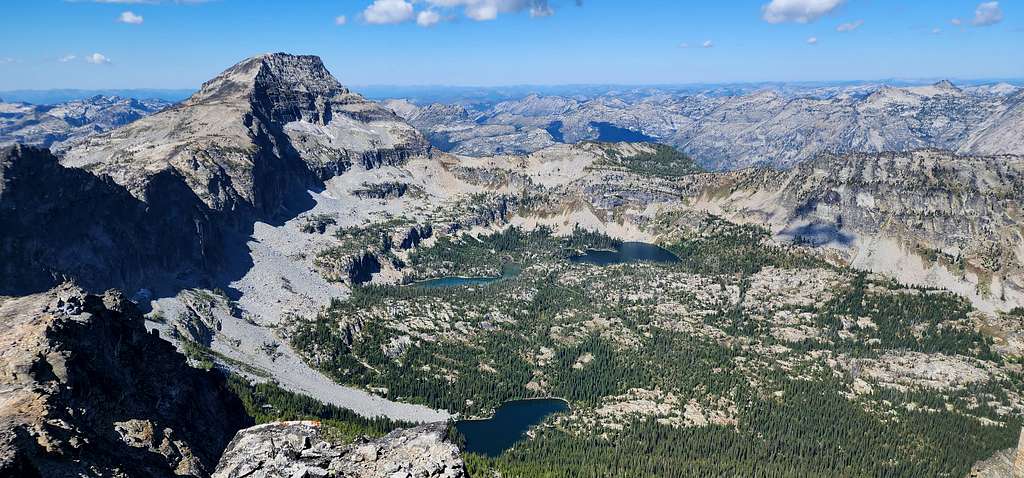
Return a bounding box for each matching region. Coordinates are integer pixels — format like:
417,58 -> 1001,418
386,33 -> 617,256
835,19 -> 862,32
972,1 -> 1003,26
950,18 -> 962,26
118,11 -> 144,24
59,54 -> 77,62
678,42 -> 690,48
424,0 -> 553,21
335,15 -> 348,25
417,10 -> 441,26
762,0 -> 844,24
358,0 -> 561,26
86,52 -> 111,64
931,27 -> 942,34
806,36 -> 818,44
702,40 -> 714,48
363,0 -> 414,24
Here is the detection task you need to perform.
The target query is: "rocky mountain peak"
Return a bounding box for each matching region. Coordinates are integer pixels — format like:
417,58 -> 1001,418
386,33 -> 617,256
190,53 -> 350,125
933,79 -> 959,92
62,52 -> 428,216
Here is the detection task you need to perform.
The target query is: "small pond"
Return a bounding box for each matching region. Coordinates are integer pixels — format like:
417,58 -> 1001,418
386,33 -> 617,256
410,264 -> 521,289
569,241 -> 680,266
456,398 -> 570,457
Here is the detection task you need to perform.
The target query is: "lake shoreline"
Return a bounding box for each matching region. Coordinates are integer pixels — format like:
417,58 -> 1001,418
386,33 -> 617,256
456,396 -> 571,422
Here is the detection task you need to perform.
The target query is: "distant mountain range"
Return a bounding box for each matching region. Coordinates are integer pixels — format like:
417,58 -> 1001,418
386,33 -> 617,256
0,95 -> 173,150
0,89 -> 193,104
386,80 -> 1024,170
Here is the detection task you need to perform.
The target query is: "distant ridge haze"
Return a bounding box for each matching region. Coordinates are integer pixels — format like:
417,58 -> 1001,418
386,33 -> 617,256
3,78 -> 1023,105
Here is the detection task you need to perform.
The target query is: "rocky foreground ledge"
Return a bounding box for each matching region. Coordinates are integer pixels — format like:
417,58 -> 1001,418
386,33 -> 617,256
0,285 -> 250,477
213,421 -> 465,478
0,285 -> 466,478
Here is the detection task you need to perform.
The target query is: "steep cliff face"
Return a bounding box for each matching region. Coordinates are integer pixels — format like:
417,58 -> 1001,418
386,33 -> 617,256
961,90 -> 1024,157
213,421 -> 465,478
696,149 -> 1024,310
0,285 -> 251,477
63,53 -> 429,221
0,145 -> 219,295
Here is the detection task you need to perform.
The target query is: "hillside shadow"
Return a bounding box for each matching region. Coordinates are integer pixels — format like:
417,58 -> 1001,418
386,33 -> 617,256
778,221 -> 855,247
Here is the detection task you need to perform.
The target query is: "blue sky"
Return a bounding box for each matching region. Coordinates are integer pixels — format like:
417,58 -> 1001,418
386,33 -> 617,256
0,0 -> 1020,89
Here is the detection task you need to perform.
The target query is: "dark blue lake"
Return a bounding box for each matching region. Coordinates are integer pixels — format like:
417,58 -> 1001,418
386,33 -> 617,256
410,264 -> 521,289
590,121 -> 657,143
456,399 -> 570,457
545,120 -> 565,142
569,241 -> 680,266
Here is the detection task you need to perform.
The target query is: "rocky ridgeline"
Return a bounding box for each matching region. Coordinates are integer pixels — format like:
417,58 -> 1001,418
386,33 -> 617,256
0,285 -> 250,477
213,422 -> 465,478
697,149 -> 1024,310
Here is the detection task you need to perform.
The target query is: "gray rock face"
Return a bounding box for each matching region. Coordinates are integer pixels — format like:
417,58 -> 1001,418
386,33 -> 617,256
393,82 -> 1024,170
0,285 -> 251,477
213,421 -> 465,478
0,95 -> 171,151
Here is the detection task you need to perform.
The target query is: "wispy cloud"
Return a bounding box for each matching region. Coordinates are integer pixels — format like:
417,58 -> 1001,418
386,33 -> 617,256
806,36 -> 818,45
59,54 -> 77,62
335,15 -> 348,25
417,10 -> 441,27
836,19 -> 862,32
426,0 -> 554,21
361,0 -> 558,25
678,42 -> 690,48
702,40 -> 714,48
950,18 -> 962,26
762,0 -> 844,24
972,1 -> 1003,27
118,11 -> 144,24
86,52 -> 111,64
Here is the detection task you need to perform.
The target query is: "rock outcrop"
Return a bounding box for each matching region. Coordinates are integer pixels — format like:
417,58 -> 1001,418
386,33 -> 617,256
968,428 -> 1024,477
0,285 -> 251,477
213,421 -> 465,478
